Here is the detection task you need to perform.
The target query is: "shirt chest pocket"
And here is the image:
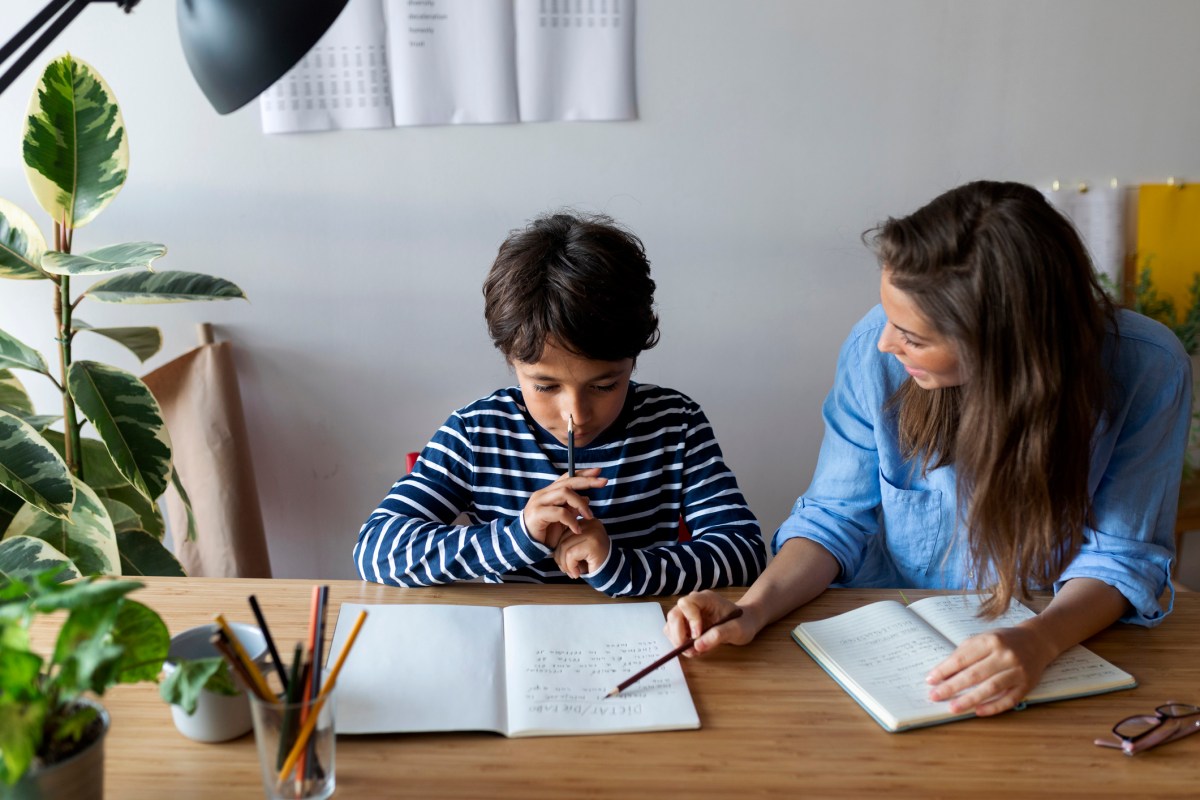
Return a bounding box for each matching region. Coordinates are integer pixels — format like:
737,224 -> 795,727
878,469 -> 947,577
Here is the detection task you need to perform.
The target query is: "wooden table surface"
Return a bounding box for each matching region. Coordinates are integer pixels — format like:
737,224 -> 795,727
34,578 -> 1199,799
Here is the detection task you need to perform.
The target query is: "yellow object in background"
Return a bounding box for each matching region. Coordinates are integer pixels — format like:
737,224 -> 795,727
1136,184 -> 1200,311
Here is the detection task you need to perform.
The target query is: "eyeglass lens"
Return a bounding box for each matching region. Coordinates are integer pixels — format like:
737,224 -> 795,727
1113,703 -> 1200,742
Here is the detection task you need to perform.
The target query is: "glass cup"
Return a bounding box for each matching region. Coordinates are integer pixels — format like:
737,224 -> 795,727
248,688 -> 337,800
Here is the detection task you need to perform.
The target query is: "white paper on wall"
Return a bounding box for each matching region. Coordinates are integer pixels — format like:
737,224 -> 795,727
260,0 -> 636,133
1043,183 -> 1127,288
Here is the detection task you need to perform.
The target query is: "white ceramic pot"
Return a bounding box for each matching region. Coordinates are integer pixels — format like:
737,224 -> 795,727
163,622 -> 268,743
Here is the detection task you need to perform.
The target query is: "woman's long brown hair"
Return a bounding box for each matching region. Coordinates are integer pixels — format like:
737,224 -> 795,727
871,181 -> 1115,617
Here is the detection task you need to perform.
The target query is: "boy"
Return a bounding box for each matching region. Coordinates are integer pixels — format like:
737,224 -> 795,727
354,212 -> 765,596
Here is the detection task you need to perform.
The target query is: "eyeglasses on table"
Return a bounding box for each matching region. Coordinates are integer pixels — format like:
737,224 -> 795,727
1093,701 -> 1200,756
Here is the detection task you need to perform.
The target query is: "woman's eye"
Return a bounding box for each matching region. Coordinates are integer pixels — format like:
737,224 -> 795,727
902,335 -> 924,349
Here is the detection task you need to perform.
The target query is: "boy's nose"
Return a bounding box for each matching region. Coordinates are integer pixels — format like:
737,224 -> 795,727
562,396 -> 588,428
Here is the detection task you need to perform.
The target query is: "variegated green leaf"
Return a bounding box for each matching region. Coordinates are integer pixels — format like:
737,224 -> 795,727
73,319 -> 162,362
67,361 -> 171,501
102,484 -> 163,539
85,270 -> 245,304
0,328 -> 49,375
0,410 -> 59,431
23,55 -> 127,229
0,534 -> 79,583
116,530 -> 185,577
171,469 -> 198,542
0,370 -> 34,414
41,432 -> 126,491
0,486 -> 22,536
42,242 -> 166,276
100,497 -> 139,532
0,411 -> 73,519
7,479 -> 119,576
0,198 -> 47,280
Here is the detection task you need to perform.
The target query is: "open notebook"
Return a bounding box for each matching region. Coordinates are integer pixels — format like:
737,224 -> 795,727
327,602 -> 699,737
791,594 -> 1136,732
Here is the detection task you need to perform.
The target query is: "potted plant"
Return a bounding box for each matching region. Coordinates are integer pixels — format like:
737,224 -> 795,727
0,54 -> 246,579
0,567 -> 232,799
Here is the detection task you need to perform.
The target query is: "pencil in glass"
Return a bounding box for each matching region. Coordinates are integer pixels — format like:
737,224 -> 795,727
249,594 -> 289,694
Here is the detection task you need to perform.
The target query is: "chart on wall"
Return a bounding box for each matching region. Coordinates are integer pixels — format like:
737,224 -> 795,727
260,0 -> 637,134
1042,182 -> 1125,289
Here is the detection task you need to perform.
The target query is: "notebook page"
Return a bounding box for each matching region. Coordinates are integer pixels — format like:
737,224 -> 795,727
794,600 -> 959,728
502,603 -> 699,737
329,603 -> 507,734
908,594 -> 1135,701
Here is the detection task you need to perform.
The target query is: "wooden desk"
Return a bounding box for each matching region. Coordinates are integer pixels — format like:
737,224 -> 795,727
39,579 -> 1199,799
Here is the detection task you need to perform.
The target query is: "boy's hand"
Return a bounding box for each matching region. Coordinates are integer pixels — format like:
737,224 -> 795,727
553,517 -> 611,579
522,468 -> 607,549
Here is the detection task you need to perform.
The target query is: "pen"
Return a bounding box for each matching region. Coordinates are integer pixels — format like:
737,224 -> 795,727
606,607 -> 745,698
567,414 -> 575,478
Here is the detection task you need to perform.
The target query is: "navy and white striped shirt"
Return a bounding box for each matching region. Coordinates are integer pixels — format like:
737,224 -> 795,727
354,383 -> 765,596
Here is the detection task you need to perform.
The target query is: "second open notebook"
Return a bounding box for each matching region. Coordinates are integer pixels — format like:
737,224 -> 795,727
326,602 -> 700,737
792,594 -> 1137,732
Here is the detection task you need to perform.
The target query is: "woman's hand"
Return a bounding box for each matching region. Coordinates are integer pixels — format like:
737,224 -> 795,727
664,591 -> 762,656
926,579 -> 1129,717
925,623 -> 1057,716
521,468 -> 606,549
553,518 -> 610,579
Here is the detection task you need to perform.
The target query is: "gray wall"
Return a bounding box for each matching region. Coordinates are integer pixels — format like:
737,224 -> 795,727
2,1 -> 1199,581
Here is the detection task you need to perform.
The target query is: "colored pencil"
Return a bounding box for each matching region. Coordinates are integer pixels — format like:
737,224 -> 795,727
213,614 -> 276,703
605,607 -> 744,698
209,632 -> 269,702
305,586 -> 330,780
276,609 -> 368,786
295,587 -> 323,785
275,643 -> 306,770
249,594 -> 289,694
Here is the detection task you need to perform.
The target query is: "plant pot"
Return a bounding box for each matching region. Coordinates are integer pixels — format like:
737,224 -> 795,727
8,698 -> 110,800
162,622 -> 267,742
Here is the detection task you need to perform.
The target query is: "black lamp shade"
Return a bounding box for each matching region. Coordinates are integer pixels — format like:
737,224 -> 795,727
177,0 -> 350,114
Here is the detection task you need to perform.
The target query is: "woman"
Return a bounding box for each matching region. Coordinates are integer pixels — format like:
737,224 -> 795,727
667,181 -> 1190,716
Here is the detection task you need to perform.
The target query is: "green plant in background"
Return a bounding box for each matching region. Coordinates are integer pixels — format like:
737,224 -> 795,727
1123,262 -> 1200,478
0,55 -> 246,580
1128,262 -> 1200,356
0,568 -> 234,787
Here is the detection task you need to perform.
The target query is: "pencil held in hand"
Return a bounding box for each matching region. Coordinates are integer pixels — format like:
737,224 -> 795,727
606,606 -> 745,698
567,414 -> 575,477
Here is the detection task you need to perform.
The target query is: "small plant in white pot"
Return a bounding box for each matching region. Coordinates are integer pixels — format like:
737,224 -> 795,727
0,568 -> 230,799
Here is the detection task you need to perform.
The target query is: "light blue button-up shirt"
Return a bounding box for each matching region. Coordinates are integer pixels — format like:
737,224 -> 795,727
774,305 -> 1191,626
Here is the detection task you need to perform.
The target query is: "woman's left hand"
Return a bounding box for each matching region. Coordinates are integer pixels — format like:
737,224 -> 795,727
924,624 -> 1056,716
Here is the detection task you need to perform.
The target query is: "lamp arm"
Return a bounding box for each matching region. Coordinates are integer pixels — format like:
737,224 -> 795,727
0,0 -> 140,97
